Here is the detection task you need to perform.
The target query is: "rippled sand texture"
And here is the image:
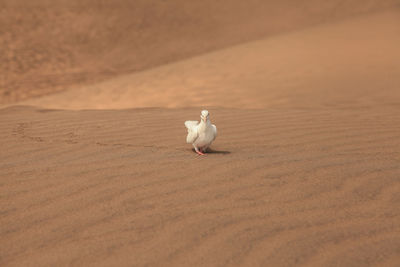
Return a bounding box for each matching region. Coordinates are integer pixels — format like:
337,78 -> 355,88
1,107 -> 399,266
1,1 -> 400,266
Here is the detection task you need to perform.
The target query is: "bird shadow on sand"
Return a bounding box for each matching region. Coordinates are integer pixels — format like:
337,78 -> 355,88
191,148 -> 231,155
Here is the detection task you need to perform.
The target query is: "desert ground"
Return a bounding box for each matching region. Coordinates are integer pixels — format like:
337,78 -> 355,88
1,1 -> 400,266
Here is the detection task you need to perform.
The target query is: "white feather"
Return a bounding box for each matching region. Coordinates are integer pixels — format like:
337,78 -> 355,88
212,124 -> 217,140
185,120 -> 199,143
184,110 -> 217,153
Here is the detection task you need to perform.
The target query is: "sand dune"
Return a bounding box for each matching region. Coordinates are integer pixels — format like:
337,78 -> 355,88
1,0 -> 398,103
1,2 -> 400,266
9,10 -> 400,110
1,106 -> 399,266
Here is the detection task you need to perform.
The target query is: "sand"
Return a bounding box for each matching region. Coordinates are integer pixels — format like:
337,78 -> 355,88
1,2 -> 400,266
1,0 -> 398,104
10,10 -> 400,110
1,106 -> 400,266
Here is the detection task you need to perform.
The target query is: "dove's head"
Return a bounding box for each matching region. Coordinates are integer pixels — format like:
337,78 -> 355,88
201,110 -> 209,122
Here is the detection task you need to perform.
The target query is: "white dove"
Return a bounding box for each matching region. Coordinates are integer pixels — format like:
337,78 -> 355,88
184,110 -> 217,155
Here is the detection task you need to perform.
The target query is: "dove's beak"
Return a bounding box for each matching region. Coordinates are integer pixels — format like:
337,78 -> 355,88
201,116 -> 206,122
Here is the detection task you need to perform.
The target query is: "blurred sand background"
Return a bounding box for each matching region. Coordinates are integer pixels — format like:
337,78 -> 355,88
1,1 -> 400,266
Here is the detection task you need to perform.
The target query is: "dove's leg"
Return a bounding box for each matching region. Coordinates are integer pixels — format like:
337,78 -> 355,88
194,145 -> 205,155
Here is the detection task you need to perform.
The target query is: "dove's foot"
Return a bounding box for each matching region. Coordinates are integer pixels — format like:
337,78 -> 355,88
194,146 -> 205,155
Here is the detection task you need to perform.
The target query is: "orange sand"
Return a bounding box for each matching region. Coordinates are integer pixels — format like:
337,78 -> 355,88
1,2 -> 400,266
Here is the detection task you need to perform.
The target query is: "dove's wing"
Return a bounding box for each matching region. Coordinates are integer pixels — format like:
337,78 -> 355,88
212,124 -> 217,141
185,120 -> 199,143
